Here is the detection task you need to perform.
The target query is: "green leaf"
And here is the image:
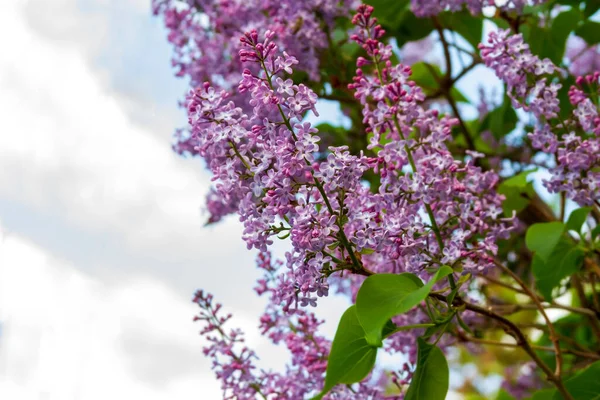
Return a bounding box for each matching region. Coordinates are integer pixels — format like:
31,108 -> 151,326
492,17 -> 511,30
365,0 -> 410,30
526,26 -> 554,62
381,319 -> 397,338
550,8 -> 582,59
480,95 -> 518,139
365,0 -> 435,46
575,21 -> 600,45
502,169 -> 537,189
409,62 -> 469,103
525,222 -> 565,262
532,239 -> 585,301
450,87 -> 470,103
497,169 -> 537,216
496,389 -> 516,400
526,8 -> 579,65
313,306 -> 378,399
394,10 -> 434,47
556,75 -> 576,120
555,314 -> 594,343
593,225 -> 600,240
356,267 -> 452,346
530,389 -> 556,400
553,360 -> 600,399
498,169 -> 537,217
404,338 -> 449,400
585,0 -> 600,18
497,182 -> 535,216
566,207 -> 592,234
439,10 -> 483,49
410,62 -> 441,91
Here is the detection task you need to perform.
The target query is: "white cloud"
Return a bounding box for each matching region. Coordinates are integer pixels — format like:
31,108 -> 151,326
0,229 -> 228,400
0,0 -> 200,247
0,0 -> 260,293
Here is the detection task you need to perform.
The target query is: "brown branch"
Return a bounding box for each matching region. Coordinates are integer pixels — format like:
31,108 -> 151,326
446,92 -> 477,151
489,303 -> 597,318
572,275 -> 600,341
424,60 -> 481,101
433,17 -> 452,81
515,322 -> 598,354
457,334 -> 600,361
451,59 -> 481,85
431,293 -> 574,399
493,259 -> 564,377
480,274 -> 528,295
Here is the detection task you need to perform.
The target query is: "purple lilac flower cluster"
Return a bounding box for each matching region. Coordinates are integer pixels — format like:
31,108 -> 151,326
191,16 -> 514,316
192,290 -> 259,399
347,5 -> 512,275
152,0 -> 357,157
186,7 -> 515,389
189,2 -> 514,309
552,75 -> 600,205
153,0 -> 357,83
193,253 -> 386,399
481,30 -> 600,206
479,30 -> 561,119
188,28 -> 375,309
500,362 -> 544,399
566,36 -> 600,76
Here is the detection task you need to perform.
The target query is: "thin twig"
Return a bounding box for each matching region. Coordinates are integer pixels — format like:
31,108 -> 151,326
490,302 -> 597,318
572,275 -> 600,341
480,274 -> 527,295
493,259 -> 564,377
430,293 -> 574,399
457,334 -> 600,360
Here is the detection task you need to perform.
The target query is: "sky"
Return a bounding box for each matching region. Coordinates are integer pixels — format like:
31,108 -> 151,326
0,0 -> 324,398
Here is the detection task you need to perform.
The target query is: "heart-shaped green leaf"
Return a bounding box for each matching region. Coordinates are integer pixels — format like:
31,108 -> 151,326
404,337 -> 449,400
552,360 -> 600,399
356,266 -> 452,346
532,239 -> 584,301
526,222 -> 565,262
566,207 -> 591,235
312,306 -> 378,399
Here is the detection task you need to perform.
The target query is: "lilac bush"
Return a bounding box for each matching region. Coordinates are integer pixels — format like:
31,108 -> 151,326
155,1 -> 600,399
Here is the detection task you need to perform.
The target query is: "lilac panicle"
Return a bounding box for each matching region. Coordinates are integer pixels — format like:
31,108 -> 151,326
193,252 -> 388,399
481,30 -> 600,206
348,5 -> 513,276
153,0 -> 357,164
